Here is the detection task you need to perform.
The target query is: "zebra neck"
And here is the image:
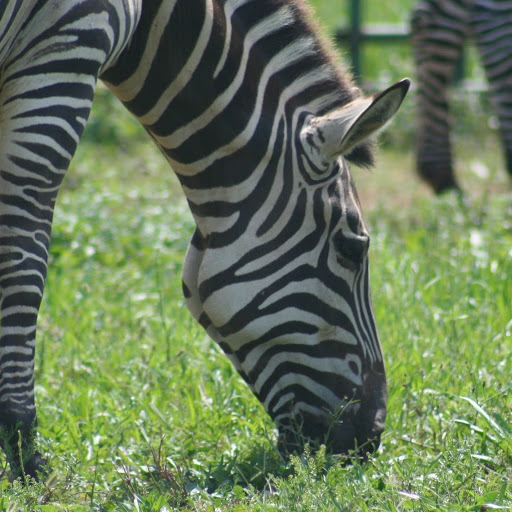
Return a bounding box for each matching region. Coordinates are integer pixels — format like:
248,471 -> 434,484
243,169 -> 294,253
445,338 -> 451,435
0,1 -> 40,64
102,1 -> 361,180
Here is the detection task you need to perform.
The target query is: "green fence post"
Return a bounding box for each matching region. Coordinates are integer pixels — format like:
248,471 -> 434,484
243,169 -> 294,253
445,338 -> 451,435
350,0 -> 361,80
334,0 -> 476,90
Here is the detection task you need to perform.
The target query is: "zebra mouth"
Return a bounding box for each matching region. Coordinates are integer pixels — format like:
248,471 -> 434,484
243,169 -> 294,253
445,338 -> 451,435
276,366 -> 387,459
276,406 -> 385,459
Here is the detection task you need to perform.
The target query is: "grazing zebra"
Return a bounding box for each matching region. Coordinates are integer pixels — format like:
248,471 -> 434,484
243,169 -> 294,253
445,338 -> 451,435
411,0 -> 512,193
0,0 -> 409,480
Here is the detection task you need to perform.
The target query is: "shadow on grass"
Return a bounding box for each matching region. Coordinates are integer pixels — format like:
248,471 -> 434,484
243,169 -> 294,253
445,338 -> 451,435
102,437 -> 289,510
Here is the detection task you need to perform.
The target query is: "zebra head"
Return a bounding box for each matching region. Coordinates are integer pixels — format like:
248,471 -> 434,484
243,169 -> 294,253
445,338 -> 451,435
182,79 -> 410,458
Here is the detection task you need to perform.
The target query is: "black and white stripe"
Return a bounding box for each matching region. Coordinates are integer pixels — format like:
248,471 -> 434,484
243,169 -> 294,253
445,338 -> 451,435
411,0 -> 512,193
0,0 -> 408,479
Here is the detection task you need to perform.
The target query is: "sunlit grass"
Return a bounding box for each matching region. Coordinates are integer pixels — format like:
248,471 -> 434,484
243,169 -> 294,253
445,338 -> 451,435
2,2 -> 512,510
1,86 -> 510,511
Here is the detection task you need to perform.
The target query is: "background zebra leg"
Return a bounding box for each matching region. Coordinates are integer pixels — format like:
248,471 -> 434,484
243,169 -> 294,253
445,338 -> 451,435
0,78 -> 96,481
410,1 -> 470,193
484,84 -> 512,181
470,3 -> 512,181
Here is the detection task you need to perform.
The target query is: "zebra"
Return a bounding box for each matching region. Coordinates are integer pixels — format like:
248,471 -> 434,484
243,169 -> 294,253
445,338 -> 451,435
411,0 -> 512,193
0,0 -> 409,480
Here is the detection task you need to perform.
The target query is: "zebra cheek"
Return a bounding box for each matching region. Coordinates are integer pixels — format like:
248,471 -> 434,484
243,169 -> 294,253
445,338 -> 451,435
182,236 -> 205,323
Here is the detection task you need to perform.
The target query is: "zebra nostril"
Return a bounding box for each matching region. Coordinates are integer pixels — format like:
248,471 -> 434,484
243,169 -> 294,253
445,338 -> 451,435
333,231 -> 369,266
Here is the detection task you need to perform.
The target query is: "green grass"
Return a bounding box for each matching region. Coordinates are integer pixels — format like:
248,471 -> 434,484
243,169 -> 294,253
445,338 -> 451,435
2,1 -> 512,510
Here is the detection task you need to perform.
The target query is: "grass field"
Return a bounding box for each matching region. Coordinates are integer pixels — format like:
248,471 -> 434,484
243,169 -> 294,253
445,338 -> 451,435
2,2 -> 512,511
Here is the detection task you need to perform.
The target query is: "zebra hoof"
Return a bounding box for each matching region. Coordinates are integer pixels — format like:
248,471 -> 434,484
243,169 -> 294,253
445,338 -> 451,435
9,452 -> 47,484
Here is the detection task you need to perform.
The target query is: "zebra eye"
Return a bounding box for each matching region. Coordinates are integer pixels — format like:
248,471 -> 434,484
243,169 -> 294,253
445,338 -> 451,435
333,231 -> 369,266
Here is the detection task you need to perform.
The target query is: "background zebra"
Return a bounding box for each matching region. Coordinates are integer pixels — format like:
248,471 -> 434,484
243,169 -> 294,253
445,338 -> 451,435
411,0 -> 512,193
0,0 -> 408,480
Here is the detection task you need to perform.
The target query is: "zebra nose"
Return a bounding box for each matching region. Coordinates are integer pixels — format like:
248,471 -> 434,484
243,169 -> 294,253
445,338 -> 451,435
329,415 -> 384,458
276,409 -> 383,459
332,230 -> 369,266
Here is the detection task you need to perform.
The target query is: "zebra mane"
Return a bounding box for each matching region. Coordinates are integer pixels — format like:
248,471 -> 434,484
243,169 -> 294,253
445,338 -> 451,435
104,0 -> 375,168
284,0 -> 375,167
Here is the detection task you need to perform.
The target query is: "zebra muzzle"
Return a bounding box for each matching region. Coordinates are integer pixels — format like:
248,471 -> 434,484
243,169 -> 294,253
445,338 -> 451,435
276,366 -> 387,459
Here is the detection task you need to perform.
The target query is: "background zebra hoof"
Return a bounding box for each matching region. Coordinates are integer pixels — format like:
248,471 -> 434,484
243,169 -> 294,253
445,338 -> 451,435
417,161 -> 461,194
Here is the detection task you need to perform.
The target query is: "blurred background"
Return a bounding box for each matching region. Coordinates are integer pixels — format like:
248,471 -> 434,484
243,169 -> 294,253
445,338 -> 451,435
78,0 -> 511,214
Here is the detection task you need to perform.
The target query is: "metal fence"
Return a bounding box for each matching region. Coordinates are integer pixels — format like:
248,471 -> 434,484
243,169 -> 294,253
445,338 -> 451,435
334,0 -> 409,82
334,0 -> 467,86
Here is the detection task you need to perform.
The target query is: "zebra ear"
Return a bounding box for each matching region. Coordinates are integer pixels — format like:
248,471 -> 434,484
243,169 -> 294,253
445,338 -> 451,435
302,78 -> 410,163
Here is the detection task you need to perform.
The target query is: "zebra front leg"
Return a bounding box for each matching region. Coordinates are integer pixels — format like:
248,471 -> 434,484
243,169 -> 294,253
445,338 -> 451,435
0,0 -> 140,481
0,110 -> 93,479
0,78 -> 96,484
410,1 -> 470,193
0,149 -> 53,480
0,192 -> 52,481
